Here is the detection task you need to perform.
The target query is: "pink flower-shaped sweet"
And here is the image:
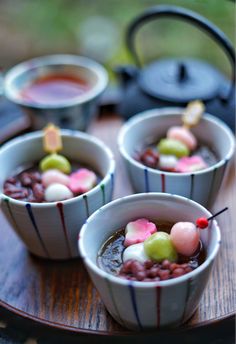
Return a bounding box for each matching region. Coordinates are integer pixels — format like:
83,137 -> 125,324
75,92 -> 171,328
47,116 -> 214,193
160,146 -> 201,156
175,156 -> 208,173
124,218 -> 157,247
69,168 -> 97,194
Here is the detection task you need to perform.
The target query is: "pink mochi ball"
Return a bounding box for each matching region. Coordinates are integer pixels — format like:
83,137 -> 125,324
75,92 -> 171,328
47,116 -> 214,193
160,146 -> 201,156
167,126 -> 197,151
42,169 -> 70,187
170,222 -> 200,256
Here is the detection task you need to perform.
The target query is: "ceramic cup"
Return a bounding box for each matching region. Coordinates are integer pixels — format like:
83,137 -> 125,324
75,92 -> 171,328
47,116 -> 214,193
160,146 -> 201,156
3,54 -> 108,130
79,193 -> 221,330
0,130 -> 115,260
118,108 -> 235,207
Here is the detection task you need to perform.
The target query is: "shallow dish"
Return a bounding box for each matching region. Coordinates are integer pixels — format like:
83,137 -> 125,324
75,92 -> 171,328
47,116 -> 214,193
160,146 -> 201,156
3,54 -> 108,130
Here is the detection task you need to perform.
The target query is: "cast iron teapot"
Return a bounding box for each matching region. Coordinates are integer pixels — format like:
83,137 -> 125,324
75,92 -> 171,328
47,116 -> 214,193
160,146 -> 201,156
115,5 -> 235,130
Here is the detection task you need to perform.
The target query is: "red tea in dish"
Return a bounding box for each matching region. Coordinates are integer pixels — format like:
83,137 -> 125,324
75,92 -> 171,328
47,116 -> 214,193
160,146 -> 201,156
20,73 -> 90,105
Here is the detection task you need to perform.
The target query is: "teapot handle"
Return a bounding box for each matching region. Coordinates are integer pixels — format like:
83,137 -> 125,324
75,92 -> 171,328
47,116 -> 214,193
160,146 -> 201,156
126,5 -> 235,100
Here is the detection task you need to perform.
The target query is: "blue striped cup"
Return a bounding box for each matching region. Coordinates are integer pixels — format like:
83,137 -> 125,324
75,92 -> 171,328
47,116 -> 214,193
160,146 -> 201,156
79,193 -> 221,330
118,108 -> 235,207
0,130 -> 115,259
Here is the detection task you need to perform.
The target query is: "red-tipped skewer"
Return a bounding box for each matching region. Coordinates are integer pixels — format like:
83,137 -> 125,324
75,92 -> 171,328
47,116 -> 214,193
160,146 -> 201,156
196,207 -> 228,229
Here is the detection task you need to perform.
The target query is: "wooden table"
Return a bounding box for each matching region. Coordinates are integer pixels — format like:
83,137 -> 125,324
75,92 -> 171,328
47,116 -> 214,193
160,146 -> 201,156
0,113 -> 235,343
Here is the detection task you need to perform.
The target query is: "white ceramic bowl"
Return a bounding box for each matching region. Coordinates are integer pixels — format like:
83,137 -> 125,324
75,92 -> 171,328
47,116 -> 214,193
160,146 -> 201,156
79,193 -> 221,330
118,108 -> 235,207
0,130 -> 115,260
3,54 -> 108,130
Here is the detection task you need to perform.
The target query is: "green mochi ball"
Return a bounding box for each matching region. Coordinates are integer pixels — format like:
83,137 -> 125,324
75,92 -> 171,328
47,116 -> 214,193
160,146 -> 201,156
144,232 -> 177,262
157,138 -> 189,158
40,153 -> 71,174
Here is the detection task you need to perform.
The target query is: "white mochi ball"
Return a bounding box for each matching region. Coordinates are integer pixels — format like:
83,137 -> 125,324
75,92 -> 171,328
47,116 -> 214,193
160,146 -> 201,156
123,242 -> 149,263
45,183 -> 73,202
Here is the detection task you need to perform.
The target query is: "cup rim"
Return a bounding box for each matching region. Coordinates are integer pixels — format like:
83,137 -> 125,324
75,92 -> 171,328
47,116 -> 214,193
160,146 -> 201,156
79,192 -> 221,288
118,108 -> 235,177
0,129 -> 115,207
3,54 -> 108,109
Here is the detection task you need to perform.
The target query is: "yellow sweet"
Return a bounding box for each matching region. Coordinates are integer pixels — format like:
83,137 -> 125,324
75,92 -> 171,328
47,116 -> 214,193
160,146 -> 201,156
182,100 -> 205,129
43,123 -> 62,153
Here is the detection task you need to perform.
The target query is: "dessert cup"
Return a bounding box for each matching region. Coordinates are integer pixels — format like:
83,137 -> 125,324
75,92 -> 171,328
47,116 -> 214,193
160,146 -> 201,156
79,193 -> 221,330
118,108 -> 235,207
0,130 -> 115,259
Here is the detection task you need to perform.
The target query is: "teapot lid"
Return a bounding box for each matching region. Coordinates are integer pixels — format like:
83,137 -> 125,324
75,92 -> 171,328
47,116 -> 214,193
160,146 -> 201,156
138,58 -> 222,102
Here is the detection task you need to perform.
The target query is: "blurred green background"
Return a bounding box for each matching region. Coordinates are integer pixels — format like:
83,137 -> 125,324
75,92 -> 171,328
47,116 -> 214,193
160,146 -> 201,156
0,0 -> 235,82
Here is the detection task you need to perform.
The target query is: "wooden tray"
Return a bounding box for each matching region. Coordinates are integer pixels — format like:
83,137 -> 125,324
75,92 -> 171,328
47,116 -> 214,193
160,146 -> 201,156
0,114 -> 235,338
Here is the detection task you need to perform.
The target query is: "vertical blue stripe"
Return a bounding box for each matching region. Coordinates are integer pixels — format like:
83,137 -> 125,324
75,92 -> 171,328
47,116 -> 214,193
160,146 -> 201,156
207,168 -> 217,206
83,195 -> 90,217
25,203 -> 50,258
156,286 -> 161,327
110,172 -> 114,201
105,277 -> 125,327
128,282 -> 143,330
190,174 -> 194,199
144,168 -> 149,193
4,198 -> 24,238
222,159 -> 229,180
181,278 -> 193,324
100,184 -> 106,205
57,202 -> 72,258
